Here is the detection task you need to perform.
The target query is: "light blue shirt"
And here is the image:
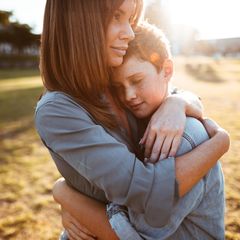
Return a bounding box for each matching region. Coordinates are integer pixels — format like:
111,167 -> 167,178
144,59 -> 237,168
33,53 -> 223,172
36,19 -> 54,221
35,91 -> 176,227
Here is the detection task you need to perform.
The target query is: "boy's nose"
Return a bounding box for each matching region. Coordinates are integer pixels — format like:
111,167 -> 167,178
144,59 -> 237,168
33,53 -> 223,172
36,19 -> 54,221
125,87 -> 137,102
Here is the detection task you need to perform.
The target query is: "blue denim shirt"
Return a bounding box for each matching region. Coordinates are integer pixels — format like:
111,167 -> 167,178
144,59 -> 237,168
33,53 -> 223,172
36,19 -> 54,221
35,91 -> 176,227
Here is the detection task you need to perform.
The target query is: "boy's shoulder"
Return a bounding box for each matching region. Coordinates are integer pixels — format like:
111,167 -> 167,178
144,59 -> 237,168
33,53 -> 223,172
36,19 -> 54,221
177,117 -> 209,156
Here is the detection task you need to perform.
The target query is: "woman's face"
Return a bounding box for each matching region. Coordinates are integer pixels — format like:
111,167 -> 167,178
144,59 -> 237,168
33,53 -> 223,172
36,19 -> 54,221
112,56 -> 170,119
106,0 -> 136,67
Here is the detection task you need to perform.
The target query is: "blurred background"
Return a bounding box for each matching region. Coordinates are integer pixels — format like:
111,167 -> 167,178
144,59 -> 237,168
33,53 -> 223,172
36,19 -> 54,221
0,0 -> 239,239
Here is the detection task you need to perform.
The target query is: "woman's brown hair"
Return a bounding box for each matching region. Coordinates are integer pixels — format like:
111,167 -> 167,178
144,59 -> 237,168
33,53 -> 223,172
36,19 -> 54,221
40,0 -> 143,129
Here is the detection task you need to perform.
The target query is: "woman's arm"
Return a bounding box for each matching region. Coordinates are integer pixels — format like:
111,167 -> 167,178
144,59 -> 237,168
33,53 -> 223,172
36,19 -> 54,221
175,118 -> 229,197
53,179 -> 118,240
35,93 -> 177,227
54,119 -> 229,238
173,90 -> 203,119
36,93 -> 229,228
141,92 -> 203,162
53,123 -> 229,239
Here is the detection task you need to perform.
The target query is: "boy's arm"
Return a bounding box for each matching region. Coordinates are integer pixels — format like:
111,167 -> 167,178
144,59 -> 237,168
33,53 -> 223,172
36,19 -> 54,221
53,179 -> 119,240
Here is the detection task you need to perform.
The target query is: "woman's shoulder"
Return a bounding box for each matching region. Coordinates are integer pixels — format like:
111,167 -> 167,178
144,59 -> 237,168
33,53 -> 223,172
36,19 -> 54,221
35,91 -> 97,132
36,91 -> 77,109
36,91 -> 91,116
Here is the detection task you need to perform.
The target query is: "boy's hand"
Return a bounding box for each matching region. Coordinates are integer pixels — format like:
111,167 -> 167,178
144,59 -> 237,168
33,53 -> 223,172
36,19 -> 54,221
61,207 -> 97,240
141,96 -> 186,163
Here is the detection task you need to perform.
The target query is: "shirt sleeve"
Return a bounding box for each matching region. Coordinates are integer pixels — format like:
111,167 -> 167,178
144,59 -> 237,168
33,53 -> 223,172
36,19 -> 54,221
35,95 -> 176,227
177,117 -> 209,157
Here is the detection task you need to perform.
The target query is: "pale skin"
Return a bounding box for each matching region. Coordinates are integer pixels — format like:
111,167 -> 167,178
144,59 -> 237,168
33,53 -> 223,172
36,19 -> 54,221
52,1 -> 230,239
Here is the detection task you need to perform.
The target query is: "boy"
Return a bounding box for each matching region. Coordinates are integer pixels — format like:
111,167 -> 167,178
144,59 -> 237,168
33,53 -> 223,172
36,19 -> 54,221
107,22 -> 225,240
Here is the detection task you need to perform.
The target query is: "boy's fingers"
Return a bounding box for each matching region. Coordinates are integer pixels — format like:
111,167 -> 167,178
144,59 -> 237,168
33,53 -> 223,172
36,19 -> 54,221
68,227 -> 95,240
73,222 -> 96,238
70,216 -> 96,237
67,228 -> 79,240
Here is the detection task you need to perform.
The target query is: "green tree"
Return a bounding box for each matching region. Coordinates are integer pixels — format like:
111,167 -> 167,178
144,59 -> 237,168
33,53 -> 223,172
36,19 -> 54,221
8,22 -> 39,53
0,10 -> 40,54
0,10 -> 11,26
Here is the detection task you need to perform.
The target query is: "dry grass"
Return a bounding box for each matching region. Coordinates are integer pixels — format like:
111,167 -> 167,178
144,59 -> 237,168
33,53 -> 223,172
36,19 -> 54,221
0,72 -> 61,239
0,58 -> 239,239
173,56 -> 240,240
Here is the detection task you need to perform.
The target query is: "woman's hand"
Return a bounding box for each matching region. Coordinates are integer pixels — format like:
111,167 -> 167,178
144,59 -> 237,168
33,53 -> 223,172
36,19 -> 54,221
202,118 -> 230,153
141,95 -> 187,163
201,118 -> 223,137
61,207 -> 97,240
202,117 -> 230,138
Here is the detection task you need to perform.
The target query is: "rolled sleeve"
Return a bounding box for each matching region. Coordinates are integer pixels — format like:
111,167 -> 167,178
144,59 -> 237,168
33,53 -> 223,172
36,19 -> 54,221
144,157 -> 175,227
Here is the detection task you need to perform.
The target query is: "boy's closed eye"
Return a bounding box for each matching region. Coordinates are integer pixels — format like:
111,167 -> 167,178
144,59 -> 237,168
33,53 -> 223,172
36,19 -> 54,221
131,77 -> 143,85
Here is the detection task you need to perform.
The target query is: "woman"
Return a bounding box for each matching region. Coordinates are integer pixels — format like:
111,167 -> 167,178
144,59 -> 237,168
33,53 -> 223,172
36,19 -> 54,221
53,22 -> 229,240
35,0 -> 229,239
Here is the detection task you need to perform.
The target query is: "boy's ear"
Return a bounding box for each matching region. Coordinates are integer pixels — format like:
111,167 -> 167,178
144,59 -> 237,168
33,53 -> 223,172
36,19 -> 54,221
162,59 -> 173,81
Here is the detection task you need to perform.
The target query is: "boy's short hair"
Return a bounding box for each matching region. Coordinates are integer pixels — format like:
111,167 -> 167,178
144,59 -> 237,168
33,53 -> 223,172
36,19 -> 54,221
125,22 -> 171,72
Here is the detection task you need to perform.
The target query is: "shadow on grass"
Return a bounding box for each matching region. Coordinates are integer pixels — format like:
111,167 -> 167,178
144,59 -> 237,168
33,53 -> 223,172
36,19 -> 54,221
0,69 -> 40,80
0,86 -> 44,139
185,63 -> 224,83
0,121 -> 35,140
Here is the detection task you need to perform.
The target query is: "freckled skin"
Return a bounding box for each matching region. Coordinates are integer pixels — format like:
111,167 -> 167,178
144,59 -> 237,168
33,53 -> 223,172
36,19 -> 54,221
112,56 -> 170,118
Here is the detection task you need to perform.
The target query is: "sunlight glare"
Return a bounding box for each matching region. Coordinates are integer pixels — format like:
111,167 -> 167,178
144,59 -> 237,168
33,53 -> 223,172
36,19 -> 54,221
166,0 -> 240,39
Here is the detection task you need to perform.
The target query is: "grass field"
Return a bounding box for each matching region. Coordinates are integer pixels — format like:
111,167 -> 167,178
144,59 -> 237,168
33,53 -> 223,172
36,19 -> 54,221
0,57 -> 239,239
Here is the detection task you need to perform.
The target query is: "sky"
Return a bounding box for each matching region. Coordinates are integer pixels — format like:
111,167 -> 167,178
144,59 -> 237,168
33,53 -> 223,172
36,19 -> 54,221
164,0 -> 240,39
0,0 -> 46,34
0,0 -> 240,39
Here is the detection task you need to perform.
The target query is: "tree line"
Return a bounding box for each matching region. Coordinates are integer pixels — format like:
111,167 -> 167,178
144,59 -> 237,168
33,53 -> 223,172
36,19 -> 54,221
0,10 -> 40,55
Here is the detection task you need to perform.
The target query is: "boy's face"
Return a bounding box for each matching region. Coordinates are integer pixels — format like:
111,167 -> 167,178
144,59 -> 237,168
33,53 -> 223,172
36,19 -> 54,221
112,56 -> 170,118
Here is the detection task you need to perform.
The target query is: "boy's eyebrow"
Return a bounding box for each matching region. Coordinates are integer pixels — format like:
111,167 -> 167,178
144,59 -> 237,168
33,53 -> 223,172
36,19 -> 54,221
127,72 -> 143,80
115,9 -> 125,15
